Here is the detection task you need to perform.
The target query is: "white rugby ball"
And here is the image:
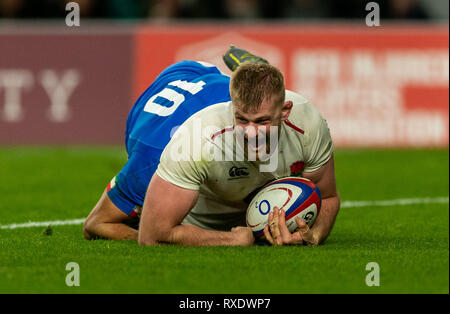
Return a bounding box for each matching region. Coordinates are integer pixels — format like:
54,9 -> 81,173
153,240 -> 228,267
246,177 -> 321,239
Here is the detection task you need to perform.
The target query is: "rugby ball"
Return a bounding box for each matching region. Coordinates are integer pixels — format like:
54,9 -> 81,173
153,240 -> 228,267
246,177 -> 321,239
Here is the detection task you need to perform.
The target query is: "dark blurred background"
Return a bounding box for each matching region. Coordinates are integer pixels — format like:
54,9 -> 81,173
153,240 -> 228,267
0,0 -> 448,21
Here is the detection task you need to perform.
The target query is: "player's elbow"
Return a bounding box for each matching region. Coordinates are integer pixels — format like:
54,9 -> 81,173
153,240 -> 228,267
138,235 -> 157,246
138,222 -> 158,245
138,229 -> 161,246
138,223 -> 173,246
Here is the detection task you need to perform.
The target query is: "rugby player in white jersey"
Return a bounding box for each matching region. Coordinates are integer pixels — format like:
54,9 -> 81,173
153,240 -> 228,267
138,48 -> 340,247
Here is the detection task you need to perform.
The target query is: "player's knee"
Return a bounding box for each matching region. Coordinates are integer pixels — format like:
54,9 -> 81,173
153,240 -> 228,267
83,215 -> 97,240
83,225 -> 92,240
83,219 -> 92,240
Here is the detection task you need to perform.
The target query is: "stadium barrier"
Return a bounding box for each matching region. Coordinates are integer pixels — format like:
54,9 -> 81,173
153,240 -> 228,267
0,24 -> 448,147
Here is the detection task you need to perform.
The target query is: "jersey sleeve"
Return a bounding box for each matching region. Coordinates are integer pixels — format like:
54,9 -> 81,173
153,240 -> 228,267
303,113 -> 334,173
155,123 -> 208,191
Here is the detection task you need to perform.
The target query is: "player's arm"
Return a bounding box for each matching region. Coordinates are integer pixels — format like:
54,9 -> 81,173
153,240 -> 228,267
296,108 -> 340,245
83,190 -> 139,241
138,174 -> 254,247
301,154 -> 340,245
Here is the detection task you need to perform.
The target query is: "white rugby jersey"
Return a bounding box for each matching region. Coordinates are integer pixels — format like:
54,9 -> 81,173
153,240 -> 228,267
156,90 -> 333,231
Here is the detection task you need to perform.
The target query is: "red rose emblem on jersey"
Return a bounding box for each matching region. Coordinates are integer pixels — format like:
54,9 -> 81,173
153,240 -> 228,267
290,161 -> 305,176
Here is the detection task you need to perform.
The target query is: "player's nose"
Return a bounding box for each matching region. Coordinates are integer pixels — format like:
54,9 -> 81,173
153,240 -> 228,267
244,124 -> 259,139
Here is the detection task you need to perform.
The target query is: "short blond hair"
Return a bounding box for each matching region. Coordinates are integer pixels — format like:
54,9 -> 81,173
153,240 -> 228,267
230,62 -> 285,112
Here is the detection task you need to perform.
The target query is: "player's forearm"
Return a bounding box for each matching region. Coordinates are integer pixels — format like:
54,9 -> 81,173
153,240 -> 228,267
310,194 -> 340,245
84,222 -> 138,241
169,224 -> 245,246
139,224 -> 242,246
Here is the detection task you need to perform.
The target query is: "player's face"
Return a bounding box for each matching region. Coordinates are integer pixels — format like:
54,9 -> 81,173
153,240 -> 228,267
234,96 -> 291,160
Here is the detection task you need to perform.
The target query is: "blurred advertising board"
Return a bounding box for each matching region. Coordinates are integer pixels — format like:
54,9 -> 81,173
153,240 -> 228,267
0,31 -> 133,144
1,25 -> 448,147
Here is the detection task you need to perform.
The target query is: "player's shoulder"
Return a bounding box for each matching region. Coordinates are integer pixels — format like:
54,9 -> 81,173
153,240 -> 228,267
196,101 -> 232,127
175,101 -> 233,139
161,100 -> 233,173
284,90 -> 326,136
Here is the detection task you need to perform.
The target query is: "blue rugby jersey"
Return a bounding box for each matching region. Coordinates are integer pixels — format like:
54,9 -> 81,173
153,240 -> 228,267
107,61 -> 231,215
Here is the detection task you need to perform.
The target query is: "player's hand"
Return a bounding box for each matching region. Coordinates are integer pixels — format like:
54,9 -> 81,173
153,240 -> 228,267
263,207 -> 318,246
231,226 -> 255,246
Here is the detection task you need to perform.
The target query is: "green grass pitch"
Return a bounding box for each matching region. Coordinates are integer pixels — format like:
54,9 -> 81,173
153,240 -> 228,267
0,147 -> 448,293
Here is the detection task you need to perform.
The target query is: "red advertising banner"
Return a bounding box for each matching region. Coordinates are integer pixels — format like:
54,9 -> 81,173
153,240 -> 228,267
134,25 -> 449,148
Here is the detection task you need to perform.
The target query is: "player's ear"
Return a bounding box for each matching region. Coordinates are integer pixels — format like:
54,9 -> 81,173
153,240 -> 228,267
281,101 -> 293,121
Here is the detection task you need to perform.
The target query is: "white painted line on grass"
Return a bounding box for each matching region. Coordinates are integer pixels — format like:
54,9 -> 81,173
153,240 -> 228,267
0,218 -> 85,230
341,196 -> 449,208
0,196 -> 448,230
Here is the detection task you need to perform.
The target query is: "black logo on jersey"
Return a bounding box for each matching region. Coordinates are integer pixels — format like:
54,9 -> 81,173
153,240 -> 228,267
228,166 -> 249,179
